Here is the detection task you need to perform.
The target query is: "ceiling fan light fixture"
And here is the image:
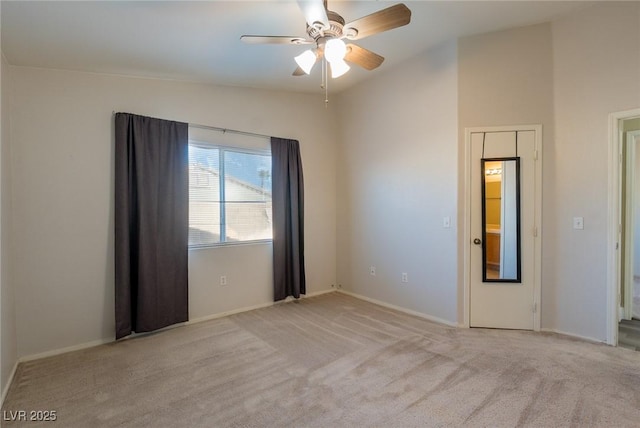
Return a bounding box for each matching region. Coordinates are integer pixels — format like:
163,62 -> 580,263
324,38 -> 347,63
330,58 -> 350,78
294,49 -> 316,74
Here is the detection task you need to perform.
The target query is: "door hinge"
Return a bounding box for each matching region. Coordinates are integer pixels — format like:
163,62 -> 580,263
533,226 -> 538,237
533,150 -> 538,161
533,302 -> 537,313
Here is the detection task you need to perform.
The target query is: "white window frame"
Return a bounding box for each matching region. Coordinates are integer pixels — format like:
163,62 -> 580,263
188,140 -> 272,249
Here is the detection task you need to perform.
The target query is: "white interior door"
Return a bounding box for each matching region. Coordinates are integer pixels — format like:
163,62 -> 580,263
469,129 -> 539,330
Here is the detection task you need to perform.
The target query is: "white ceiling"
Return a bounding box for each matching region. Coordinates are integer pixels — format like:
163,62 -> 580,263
1,1 -> 594,94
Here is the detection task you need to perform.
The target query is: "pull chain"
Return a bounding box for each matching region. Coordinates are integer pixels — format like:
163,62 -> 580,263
323,58 -> 329,107
325,61 -> 329,108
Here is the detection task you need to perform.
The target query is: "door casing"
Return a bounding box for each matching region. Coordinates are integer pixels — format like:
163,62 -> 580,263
463,125 -> 542,330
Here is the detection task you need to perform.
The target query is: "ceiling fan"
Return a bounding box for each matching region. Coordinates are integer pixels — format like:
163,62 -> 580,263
240,0 -> 412,79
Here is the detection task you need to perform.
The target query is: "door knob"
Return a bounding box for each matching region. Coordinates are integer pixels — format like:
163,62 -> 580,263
473,238 -> 482,245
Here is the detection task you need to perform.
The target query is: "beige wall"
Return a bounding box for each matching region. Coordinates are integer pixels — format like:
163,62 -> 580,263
458,22 -> 555,324
335,40 -> 459,324
1,4 -> 19,400
458,23 -> 554,130
9,67 -> 338,357
550,1 -> 640,340
485,181 -> 502,227
624,118 -> 640,133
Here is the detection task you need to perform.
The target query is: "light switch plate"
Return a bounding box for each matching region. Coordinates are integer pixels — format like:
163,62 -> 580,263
443,216 -> 451,228
573,217 -> 584,230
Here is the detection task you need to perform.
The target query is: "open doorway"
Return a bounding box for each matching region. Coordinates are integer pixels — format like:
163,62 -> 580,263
615,113 -> 640,350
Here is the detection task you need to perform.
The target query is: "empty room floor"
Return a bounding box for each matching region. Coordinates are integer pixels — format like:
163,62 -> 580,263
3,292 -> 640,427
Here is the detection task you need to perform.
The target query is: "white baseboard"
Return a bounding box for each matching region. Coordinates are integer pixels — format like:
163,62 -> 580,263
18,287 -> 337,363
337,289 -> 458,327
19,338 -> 114,363
302,288 -> 337,298
1,360 -> 18,408
540,328 -> 606,345
188,288 -> 335,325
188,302 -> 279,325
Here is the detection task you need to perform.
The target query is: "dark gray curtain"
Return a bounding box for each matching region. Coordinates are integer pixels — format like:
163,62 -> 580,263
271,137 -> 306,301
115,113 -> 189,339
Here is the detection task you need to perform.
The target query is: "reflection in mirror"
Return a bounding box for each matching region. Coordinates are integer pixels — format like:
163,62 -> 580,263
482,158 -> 521,283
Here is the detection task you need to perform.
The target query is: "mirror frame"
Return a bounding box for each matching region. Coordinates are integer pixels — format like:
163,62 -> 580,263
481,157 -> 522,283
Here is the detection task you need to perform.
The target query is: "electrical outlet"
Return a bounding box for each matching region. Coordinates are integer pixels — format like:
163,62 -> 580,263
370,266 -> 376,276
220,275 -> 227,286
401,272 -> 408,283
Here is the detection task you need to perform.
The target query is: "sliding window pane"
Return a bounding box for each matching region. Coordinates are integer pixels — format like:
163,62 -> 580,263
224,151 -> 272,241
188,145 -> 221,246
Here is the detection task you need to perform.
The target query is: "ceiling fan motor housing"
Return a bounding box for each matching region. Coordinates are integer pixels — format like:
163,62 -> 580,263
307,10 -> 350,42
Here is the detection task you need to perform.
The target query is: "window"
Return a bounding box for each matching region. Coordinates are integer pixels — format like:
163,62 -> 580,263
189,143 -> 272,247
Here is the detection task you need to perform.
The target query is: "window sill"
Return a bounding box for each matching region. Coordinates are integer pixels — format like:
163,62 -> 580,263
188,239 -> 272,251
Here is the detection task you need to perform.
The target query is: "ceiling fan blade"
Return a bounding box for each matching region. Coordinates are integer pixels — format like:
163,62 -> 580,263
345,44 -> 385,70
297,0 -> 329,29
293,66 -> 306,76
240,35 -> 314,45
343,3 -> 411,41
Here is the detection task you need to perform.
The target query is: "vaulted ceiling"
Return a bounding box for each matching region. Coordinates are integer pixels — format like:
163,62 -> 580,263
2,1 -> 592,94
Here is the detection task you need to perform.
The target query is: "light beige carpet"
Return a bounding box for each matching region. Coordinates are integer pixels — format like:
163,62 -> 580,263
3,292 -> 640,427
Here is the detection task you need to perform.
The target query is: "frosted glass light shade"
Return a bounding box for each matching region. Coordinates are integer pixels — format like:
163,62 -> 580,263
330,59 -> 350,78
294,50 -> 316,74
324,38 -> 347,63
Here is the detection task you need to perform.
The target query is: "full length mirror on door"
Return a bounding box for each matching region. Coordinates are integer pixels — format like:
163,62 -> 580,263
481,157 -> 521,282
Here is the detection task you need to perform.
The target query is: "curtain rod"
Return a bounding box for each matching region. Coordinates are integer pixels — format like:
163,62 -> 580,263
188,123 -> 270,140
112,111 -> 271,140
